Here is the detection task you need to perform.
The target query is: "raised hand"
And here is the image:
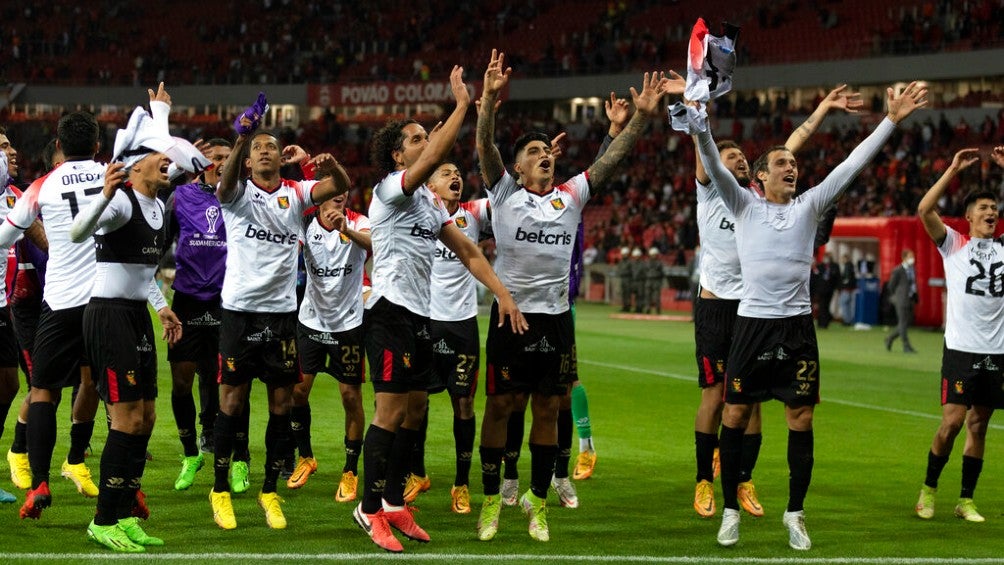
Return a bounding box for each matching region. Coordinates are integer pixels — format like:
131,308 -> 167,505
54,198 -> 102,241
658,70 -> 686,97
991,146 -> 1004,169
630,71 -> 667,117
281,144 -> 309,165
820,84 -> 863,114
309,153 -> 339,176
450,65 -> 471,108
550,132 -> 567,159
148,82 -> 172,106
886,81 -> 928,125
482,49 -> 512,98
950,147 -> 980,172
234,91 -> 268,135
605,92 -> 631,132
103,162 -> 127,198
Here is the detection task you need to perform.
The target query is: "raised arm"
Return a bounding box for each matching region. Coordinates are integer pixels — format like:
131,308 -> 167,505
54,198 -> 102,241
586,71 -> 666,192
918,148 -> 979,245
477,49 -> 512,188
693,129 -> 749,214
216,133 -> 249,204
330,209 -> 372,254
307,153 -> 351,204
595,92 -> 631,160
785,84 -> 862,155
70,162 -> 126,242
402,65 -> 471,194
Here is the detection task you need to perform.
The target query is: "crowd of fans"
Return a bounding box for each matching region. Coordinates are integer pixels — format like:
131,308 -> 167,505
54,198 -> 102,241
3,1 -> 1002,86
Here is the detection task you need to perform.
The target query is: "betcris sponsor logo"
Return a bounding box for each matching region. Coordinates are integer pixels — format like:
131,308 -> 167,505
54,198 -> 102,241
244,224 -> 297,245
719,217 -> 735,232
514,226 -> 572,246
435,246 -> 458,261
309,261 -> 353,278
409,223 -> 438,240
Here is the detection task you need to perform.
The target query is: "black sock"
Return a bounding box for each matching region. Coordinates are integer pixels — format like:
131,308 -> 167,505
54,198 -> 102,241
719,425 -> 744,511
290,403 -> 313,459
554,408 -> 573,479
197,360 -> 220,433
68,420 -> 96,465
263,411 -> 289,494
11,420 -> 27,453
739,432 -> 763,483
118,433 -> 150,519
213,412 -> 236,492
503,410 -> 525,480
344,437 -> 362,474
233,405 -> 251,462
0,401 -> 10,441
411,402 -> 429,477
454,417 -> 475,487
172,392 -> 199,457
695,431 -> 717,483
960,455 -> 983,499
924,450 -> 951,489
787,429 -> 814,512
362,424 -> 395,514
27,401 -> 57,488
97,429 -> 132,525
529,443 -> 557,499
480,446 -> 505,496
384,427 -> 419,506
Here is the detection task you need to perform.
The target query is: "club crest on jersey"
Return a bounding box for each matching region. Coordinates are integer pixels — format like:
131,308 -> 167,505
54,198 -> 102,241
339,232 -> 350,244
549,198 -> 565,210
277,196 -> 290,209
455,216 -> 468,229
5,196 -> 15,208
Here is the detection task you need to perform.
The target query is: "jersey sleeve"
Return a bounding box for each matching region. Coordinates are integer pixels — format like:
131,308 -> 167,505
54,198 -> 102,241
938,225 -> 962,258
372,171 -> 408,207
694,130 -> 753,216
486,171 -> 519,208
804,118 -> 896,216
563,172 -> 590,207
352,211 -> 371,232
220,179 -> 248,209
4,178 -> 43,230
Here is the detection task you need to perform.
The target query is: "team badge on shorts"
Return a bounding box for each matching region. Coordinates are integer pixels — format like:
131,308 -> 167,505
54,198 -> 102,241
500,367 -> 510,381
277,196 -> 290,209
402,353 -> 411,368
955,380 -> 964,394
226,357 -> 236,372
549,199 -> 565,210
126,371 -> 137,386
455,217 -> 468,228
730,377 -> 742,393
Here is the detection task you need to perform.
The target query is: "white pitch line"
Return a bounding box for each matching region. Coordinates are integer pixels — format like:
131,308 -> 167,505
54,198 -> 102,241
577,359 -> 1004,430
0,553 -> 1002,564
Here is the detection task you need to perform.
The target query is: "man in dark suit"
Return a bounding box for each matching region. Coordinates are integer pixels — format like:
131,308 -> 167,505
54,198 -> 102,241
885,249 -> 918,353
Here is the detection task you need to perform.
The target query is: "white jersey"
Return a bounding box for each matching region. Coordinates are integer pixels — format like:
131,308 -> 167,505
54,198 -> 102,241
3,160 -> 104,310
0,184 -> 21,308
221,177 -> 315,313
88,190 -> 165,301
366,170 -> 451,317
696,179 -> 742,299
298,210 -> 370,332
697,118 -> 896,318
430,199 -> 490,321
939,226 -> 1004,353
489,171 -> 589,314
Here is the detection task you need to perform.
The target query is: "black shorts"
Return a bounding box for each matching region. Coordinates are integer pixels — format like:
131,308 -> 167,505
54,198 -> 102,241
429,317 -> 479,397
11,297 -> 41,379
297,322 -> 365,385
694,297 -> 739,388
167,291 -> 222,363
363,298 -> 432,394
219,309 -> 300,387
30,302 -> 88,390
940,346 -> 1004,409
725,314 -> 820,407
485,303 -> 575,397
83,298 -> 158,404
0,305 -> 18,369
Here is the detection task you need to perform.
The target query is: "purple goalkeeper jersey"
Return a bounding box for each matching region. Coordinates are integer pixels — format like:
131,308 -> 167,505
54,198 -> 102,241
167,182 -> 227,301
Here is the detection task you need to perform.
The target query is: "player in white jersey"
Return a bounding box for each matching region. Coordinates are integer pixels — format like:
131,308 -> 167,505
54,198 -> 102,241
0,150 -> 21,504
0,111 -> 123,519
474,49 -> 666,543
352,66 -> 525,554
682,80 -> 864,519
400,161 -> 490,515
286,190 -> 370,501
691,82 -> 927,550
208,94 -> 352,531
913,147 -> 1004,523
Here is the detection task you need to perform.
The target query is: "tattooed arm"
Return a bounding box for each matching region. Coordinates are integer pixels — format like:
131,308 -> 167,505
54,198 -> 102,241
477,49 -> 511,188
785,84 -> 862,155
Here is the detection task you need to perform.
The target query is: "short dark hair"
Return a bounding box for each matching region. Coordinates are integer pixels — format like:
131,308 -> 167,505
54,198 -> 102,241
370,119 -> 418,173
57,111 -> 99,158
0,126 -> 6,135
513,132 -> 550,162
963,189 -> 997,211
752,145 -> 790,180
206,138 -> 232,149
41,139 -> 60,171
716,140 -> 741,153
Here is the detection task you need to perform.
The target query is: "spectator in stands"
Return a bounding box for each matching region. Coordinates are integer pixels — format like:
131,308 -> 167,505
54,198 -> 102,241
838,253 -> 857,325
